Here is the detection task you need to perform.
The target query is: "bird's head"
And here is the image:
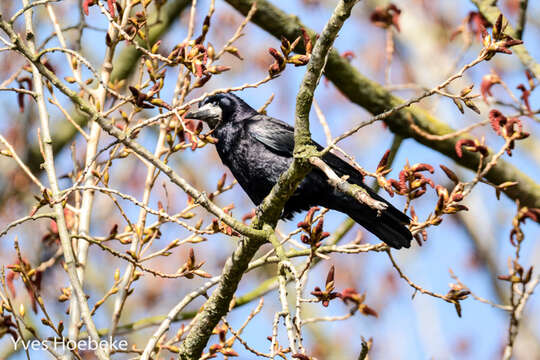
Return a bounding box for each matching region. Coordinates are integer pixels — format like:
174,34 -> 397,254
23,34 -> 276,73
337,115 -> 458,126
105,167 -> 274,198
185,93 -> 256,129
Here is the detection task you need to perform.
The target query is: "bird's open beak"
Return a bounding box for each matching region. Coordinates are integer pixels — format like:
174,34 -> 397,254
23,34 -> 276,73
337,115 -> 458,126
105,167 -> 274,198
185,102 -> 222,122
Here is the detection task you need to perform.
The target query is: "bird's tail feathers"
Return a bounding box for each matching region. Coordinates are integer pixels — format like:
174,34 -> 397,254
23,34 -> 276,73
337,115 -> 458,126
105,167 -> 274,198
345,191 -> 412,249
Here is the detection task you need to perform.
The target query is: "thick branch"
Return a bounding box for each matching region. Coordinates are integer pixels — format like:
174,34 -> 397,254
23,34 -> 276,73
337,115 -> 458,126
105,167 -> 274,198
224,0 -> 540,209
516,0 -> 529,39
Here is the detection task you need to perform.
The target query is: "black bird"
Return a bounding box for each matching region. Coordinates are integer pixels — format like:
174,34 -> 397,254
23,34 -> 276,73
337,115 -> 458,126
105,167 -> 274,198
185,93 -> 412,249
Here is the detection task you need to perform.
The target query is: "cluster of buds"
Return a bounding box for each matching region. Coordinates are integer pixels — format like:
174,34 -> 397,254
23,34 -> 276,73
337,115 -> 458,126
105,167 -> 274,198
167,118 -> 209,152
140,226 -> 162,245
128,84 -> 169,110
57,287 -> 72,302
480,14 -> 523,60
339,288 -> 378,317
509,204 -> 540,246
167,38 -> 231,88
387,161 -> 434,200
170,43 -> 208,77
297,207 -> 330,248
446,283 -> 471,317
488,109 -> 529,155
310,267 -> 379,316
452,84 -> 481,114
374,150 -> 395,197
311,266 -> 339,307
122,11 -> 152,41
177,248 -> 211,279
268,29 -> 312,77
211,208 -> 239,237
203,325 -> 238,358
0,304 -> 18,341
498,260 -> 534,286
30,189 -> 53,217
434,184 -> 467,217
267,336 -> 291,358
83,0 -> 117,17
370,3 -> 401,32
7,258 -> 42,313
455,138 -> 488,158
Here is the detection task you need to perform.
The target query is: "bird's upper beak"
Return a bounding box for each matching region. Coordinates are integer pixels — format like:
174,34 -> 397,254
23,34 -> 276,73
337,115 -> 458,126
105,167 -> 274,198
185,102 -> 222,126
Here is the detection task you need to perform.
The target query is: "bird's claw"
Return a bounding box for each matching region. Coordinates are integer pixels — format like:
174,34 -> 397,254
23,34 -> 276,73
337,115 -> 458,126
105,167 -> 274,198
255,205 -> 264,219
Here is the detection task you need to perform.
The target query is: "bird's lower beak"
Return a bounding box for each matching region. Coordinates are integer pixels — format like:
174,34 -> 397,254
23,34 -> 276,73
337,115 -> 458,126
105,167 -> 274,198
185,103 -> 221,122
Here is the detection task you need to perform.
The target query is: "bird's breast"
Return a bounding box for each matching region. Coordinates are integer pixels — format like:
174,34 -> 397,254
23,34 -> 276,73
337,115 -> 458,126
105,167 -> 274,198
214,128 -> 290,205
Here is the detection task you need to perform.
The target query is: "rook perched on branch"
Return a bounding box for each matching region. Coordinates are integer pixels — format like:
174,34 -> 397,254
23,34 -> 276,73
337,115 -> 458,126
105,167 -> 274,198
186,93 -> 412,249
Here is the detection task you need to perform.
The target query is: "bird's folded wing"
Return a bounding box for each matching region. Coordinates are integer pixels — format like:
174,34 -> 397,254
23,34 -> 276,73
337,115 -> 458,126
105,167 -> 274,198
248,113 -> 409,223
249,114 -> 365,184
248,115 -> 295,156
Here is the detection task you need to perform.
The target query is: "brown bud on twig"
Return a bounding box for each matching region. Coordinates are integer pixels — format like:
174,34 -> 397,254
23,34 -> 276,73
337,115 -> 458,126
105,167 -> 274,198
83,0 -> 97,16
301,28 -> 312,55
516,84 -> 532,115
206,65 -> 231,75
480,73 -> 500,103
439,165 -> 459,184
288,54 -> 310,66
224,46 -> 243,60
370,3 -> 401,31
454,138 -> 488,158
311,265 -> 339,307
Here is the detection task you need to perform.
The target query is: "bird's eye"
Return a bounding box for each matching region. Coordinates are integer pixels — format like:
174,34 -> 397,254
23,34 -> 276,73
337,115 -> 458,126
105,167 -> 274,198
219,97 -> 231,108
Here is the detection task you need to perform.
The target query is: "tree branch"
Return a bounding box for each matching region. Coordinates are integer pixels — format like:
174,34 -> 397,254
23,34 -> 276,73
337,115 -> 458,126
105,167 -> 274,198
309,157 -> 387,211
516,0 -> 529,40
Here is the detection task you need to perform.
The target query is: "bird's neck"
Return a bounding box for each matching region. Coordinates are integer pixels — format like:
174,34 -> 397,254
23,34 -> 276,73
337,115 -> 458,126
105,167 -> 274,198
214,121 -> 242,154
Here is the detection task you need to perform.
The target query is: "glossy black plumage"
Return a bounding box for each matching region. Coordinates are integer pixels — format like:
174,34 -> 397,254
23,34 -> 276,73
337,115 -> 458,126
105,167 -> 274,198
186,93 -> 412,249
